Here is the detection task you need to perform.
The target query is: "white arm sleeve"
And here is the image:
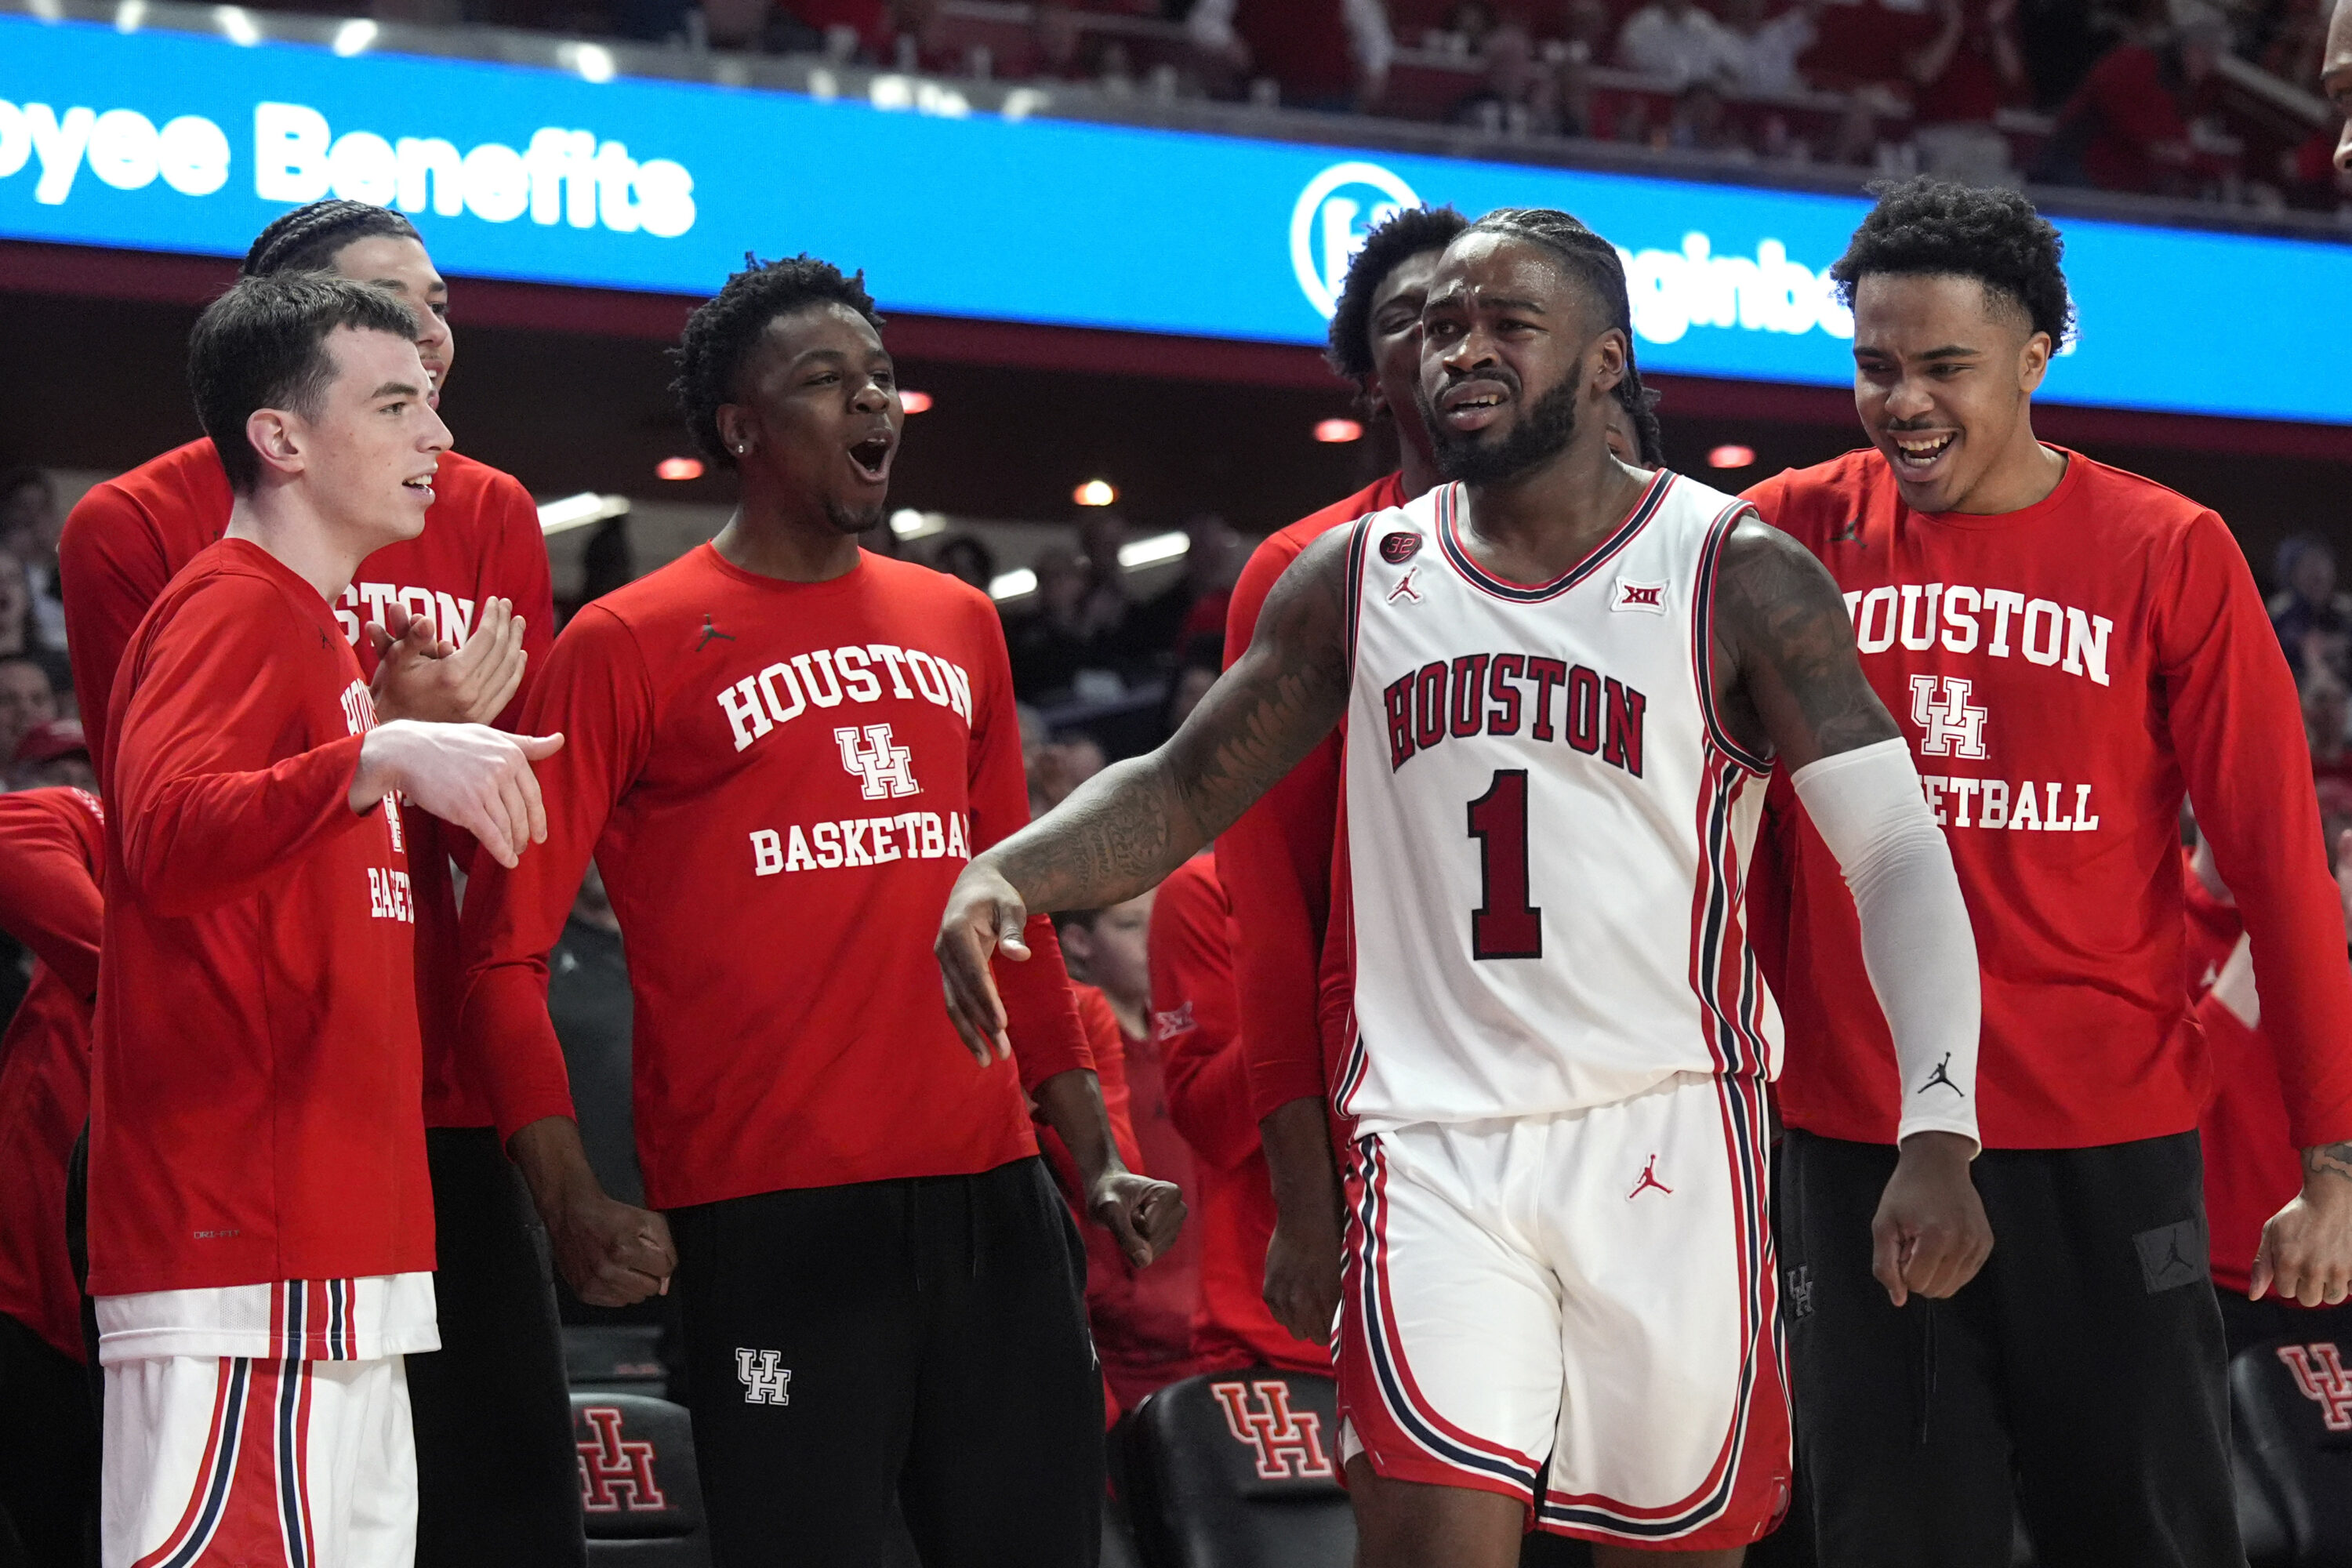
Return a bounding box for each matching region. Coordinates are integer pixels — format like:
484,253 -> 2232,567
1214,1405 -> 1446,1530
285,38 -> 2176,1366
1791,737 -> 1983,1149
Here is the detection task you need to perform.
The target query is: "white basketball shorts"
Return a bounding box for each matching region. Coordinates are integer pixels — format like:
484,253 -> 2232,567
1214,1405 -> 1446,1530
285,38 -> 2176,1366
102,1353 -> 416,1567
1335,1070 -> 1791,1550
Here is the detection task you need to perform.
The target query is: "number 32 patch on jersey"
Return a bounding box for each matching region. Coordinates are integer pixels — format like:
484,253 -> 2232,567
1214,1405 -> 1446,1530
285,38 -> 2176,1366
1380,532 -> 1423,564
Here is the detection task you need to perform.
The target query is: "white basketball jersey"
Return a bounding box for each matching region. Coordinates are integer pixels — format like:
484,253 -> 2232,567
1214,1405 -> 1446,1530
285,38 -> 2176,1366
1338,472 -> 1783,1133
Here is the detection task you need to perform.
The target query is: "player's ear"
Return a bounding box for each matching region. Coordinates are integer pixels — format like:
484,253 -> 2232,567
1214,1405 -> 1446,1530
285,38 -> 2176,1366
713,404 -> 756,463
1590,327 -> 1628,399
2016,331 -> 2053,396
245,408 -> 305,481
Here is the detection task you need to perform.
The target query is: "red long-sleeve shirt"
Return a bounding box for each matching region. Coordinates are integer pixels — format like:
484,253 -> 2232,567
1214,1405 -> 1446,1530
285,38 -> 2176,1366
457,544 -> 1092,1208
60,440 -> 553,1129
1748,448 -> 2352,1149
0,787 -> 104,1359
93,542 -> 427,1296
1153,852 -> 1331,1376
1218,472 -> 1408,1124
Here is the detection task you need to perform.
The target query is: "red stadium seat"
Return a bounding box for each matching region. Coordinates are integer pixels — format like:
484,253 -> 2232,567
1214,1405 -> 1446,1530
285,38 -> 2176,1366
572,1392 -> 711,1566
1120,1370 -> 1355,1568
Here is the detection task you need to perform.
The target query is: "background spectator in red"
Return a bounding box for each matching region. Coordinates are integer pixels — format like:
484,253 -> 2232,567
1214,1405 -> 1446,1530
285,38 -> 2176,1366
2306,674 -> 2352,788
2039,4 -> 2233,193
0,659 -> 58,769
0,556 -> 70,702
1906,0 -> 2027,180
1451,19 -> 1566,131
1059,896 -> 1206,1411
1617,0 -> 1744,85
1152,853 -> 1334,1378
0,470 -> 67,655
2272,534 -> 2352,684
1187,0 -> 1397,110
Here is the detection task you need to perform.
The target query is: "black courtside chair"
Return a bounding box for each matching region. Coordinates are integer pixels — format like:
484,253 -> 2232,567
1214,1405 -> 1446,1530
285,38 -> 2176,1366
1120,1370 -> 1356,1568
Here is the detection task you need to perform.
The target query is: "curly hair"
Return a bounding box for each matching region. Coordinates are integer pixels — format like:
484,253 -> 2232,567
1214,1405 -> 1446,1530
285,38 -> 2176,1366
1465,207 -> 1653,436
242,200 -> 423,278
671,255 -> 884,467
1829,177 -> 2074,347
1325,206 -> 1469,381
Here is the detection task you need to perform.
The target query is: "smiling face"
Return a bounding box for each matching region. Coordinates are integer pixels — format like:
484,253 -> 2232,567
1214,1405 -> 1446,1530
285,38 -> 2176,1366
718,303 -> 902,537
1850,272 -> 2051,514
1416,230 -> 1621,487
267,325 -> 451,555
328,234 -> 453,408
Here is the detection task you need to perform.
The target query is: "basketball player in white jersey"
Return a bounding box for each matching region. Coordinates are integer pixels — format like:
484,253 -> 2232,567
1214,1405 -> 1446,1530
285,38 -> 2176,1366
937,208 -> 1989,1565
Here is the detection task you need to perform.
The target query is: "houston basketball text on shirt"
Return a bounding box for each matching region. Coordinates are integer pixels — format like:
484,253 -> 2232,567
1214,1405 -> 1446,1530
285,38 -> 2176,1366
1380,652 -> 1647,776
334,583 -> 491,649
1842,581 -> 2114,687
749,809 -> 971,877
716,641 -> 976,753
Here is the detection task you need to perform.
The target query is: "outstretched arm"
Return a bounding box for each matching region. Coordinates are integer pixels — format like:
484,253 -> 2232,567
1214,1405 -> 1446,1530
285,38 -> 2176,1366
936,528 -> 1356,1060
1715,517 -> 1991,1306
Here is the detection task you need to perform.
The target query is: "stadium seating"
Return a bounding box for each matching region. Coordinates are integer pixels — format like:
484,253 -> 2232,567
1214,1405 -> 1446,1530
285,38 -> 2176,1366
1120,1370 -> 1356,1568
565,1323 -> 671,1398
572,1392 -> 712,1566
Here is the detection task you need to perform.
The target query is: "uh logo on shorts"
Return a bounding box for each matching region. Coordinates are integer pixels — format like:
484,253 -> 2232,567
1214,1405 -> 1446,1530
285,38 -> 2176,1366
1210,1380 -> 1335,1480
738,1348 -> 793,1406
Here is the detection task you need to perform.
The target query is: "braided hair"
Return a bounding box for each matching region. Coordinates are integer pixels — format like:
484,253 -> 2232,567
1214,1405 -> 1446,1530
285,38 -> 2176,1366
1463,207 -> 1653,441
241,200 -> 423,278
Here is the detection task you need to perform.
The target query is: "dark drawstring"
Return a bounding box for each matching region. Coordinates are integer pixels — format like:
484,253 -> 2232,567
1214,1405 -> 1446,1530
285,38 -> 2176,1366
1916,1297 -> 1940,1447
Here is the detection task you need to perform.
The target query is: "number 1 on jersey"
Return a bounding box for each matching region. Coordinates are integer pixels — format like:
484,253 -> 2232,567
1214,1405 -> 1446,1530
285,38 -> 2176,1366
1466,768 -> 1543,960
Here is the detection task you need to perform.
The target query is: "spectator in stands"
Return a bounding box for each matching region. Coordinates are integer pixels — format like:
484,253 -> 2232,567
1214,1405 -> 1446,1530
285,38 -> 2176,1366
1186,0 -> 1397,111
1719,0 -> 1824,93
1058,895 -> 1205,1410
0,469 -> 67,653
1444,0 -> 1500,51
1668,78 -> 1755,152
1032,731 -> 1109,815
1904,0 -> 2027,180
2272,533 -> 2352,684
0,658 -> 57,769
931,533 -> 997,594
1127,513 -> 1243,662
2038,3 -> 2231,193
9,719 -> 93,793
1617,0 -> 1744,85
1450,19 -> 1566,132
2307,673 -> 2352,786
0,554 -> 70,702
1007,547 -> 1112,698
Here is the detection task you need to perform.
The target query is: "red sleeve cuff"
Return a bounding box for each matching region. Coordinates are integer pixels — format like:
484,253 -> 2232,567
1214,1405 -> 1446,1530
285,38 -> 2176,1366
1001,914 -> 1094,1089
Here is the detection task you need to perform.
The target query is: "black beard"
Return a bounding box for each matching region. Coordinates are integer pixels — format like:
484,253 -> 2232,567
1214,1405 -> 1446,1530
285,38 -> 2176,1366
1428,376 -> 1581,486
826,498 -> 886,535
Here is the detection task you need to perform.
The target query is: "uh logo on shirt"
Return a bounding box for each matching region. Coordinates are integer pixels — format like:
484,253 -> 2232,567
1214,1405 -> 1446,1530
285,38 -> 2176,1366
719,641 -> 981,880
1846,582 -> 2109,836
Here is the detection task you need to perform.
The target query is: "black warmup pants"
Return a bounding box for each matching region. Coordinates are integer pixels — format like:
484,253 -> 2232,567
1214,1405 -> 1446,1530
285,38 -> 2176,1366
0,1311 -> 96,1568
672,1156 -> 1103,1568
406,1127 -> 586,1567
1780,1129 -> 2242,1568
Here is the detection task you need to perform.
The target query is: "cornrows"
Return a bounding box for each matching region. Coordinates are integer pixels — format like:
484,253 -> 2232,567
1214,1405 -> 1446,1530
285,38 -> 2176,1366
240,200 -> 423,278
1466,208 -> 1657,444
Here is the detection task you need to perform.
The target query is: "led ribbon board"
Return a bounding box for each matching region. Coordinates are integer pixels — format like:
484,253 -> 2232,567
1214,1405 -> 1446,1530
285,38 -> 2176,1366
2,13 -> 2343,423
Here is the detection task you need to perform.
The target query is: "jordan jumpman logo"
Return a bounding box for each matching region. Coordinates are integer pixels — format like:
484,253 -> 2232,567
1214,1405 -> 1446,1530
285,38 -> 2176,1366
695,615 -> 737,653
1918,1051 -> 1965,1097
1627,1155 -> 1672,1200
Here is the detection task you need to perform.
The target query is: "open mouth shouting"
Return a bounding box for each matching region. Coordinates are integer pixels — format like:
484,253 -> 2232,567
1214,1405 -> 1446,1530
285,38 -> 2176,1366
846,427 -> 896,487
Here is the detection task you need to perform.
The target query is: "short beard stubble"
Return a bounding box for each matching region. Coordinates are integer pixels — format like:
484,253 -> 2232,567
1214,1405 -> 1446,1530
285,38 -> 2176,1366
1427,376 -> 1582,487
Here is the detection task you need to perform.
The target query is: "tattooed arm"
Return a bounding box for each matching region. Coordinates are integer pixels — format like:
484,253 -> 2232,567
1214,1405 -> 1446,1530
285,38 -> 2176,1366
936,529 -> 1356,1061
1713,517 -> 1994,1305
